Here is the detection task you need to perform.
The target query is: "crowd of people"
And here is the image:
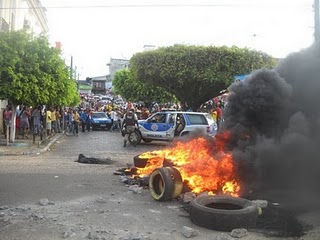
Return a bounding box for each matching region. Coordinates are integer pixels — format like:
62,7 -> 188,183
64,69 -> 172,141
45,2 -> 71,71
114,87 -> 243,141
3,105 -> 64,142
2,93 -> 226,145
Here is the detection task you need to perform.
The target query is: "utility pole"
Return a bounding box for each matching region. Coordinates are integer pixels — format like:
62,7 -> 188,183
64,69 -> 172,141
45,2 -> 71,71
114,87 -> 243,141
70,55 -> 73,79
315,0 -> 320,45
74,66 -> 77,80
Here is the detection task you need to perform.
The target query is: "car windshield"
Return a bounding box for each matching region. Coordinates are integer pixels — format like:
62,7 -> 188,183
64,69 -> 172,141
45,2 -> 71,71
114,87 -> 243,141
92,113 -> 107,118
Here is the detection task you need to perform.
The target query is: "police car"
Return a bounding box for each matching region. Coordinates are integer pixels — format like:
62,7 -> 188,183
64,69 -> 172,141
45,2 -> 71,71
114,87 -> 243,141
134,111 -> 217,144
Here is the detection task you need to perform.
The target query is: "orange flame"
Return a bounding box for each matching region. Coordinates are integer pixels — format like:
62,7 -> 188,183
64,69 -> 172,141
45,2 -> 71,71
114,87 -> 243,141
136,133 -> 241,196
135,151 -> 166,177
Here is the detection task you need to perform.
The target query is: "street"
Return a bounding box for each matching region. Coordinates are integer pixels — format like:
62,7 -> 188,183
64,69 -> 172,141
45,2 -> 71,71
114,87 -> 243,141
0,131 -> 161,206
0,131 -> 319,240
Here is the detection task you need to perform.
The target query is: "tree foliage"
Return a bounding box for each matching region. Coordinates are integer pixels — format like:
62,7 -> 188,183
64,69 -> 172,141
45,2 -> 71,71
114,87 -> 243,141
130,44 -> 277,110
0,30 -> 80,107
112,68 -> 176,107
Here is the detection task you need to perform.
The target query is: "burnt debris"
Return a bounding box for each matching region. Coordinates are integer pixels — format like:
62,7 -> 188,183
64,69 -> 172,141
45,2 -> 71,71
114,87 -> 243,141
76,154 -> 115,165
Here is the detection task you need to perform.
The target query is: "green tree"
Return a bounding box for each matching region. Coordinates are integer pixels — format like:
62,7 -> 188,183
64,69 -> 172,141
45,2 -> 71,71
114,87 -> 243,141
0,30 -> 79,142
130,44 -> 277,110
112,68 -> 176,108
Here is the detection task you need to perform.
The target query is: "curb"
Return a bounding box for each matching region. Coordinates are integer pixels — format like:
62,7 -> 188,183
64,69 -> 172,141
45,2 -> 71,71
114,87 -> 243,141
0,132 -> 64,156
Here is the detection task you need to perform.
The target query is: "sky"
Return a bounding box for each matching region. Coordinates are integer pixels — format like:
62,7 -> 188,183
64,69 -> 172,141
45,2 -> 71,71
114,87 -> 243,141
41,0 -> 315,79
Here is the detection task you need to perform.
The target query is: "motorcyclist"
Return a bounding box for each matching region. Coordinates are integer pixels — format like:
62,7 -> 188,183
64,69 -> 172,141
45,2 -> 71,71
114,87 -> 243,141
122,108 -> 139,147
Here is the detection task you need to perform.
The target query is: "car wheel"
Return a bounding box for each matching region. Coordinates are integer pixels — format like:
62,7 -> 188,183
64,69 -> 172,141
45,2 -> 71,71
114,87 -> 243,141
128,130 -> 142,145
189,195 -> 259,231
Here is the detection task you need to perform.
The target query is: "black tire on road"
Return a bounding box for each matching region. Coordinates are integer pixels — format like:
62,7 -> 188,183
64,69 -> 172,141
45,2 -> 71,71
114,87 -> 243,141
166,167 -> 183,199
149,167 -> 183,201
189,195 -> 259,231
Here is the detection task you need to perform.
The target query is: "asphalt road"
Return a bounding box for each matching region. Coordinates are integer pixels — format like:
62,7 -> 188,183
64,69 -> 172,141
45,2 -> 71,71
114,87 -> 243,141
0,131 -> 319,240
0,131 -> 164,206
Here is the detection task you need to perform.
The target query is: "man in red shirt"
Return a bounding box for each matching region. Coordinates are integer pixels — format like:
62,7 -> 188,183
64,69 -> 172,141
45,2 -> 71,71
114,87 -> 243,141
4,105 -> 12,139
215,104 -> 222,131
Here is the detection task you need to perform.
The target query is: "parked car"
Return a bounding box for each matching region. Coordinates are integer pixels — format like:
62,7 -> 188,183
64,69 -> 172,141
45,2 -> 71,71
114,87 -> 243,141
133,111 -> 217,144
90,112 -> 112,130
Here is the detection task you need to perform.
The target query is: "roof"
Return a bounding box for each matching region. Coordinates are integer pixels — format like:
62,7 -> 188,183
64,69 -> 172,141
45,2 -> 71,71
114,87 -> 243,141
78,85 -> 92,90
92,75 -> 108,81
158,111 -> 209,115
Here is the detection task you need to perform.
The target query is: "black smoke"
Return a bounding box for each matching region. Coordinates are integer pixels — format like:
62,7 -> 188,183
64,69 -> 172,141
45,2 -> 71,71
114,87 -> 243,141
221,44 -> 320,210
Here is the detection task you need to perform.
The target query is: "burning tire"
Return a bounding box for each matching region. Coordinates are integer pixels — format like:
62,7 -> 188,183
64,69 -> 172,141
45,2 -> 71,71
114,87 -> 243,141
133,154 -> 149,168
133,153 -> 164,168
149,167 -> 183,201
189,195 -> 259,231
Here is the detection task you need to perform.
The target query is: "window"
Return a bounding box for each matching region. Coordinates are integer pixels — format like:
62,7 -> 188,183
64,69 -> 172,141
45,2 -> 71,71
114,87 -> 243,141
186,114 -> 208,125
150,113 -> 166,123
92,112 -> 108,118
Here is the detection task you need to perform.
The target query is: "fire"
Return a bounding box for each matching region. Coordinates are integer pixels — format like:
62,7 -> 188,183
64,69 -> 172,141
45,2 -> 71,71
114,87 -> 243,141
136,133 -> 241,197
222,181 -> 241,197
135,151 -> 167,176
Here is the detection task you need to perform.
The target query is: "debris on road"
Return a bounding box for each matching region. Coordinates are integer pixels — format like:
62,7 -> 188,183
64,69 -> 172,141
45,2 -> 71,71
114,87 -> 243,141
181,226 -> 200,238
76,154 -> 115,165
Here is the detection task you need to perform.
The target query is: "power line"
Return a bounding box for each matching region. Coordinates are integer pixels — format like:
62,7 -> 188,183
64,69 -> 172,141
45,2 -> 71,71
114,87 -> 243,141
0,3 -> 311,10
0,4 -> 248,9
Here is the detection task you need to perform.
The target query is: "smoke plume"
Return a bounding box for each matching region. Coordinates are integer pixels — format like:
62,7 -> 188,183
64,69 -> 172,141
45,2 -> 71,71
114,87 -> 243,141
222,44 -> 320,209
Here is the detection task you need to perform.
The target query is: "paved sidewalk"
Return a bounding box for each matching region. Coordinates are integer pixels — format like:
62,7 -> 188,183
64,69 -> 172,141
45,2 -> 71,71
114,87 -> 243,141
0,132 -> 64,156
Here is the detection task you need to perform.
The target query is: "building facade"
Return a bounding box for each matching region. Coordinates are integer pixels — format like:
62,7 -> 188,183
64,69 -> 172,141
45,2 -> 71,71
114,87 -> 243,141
107,58 -> 130,82
0,0 -> 48,133
0,0 -> 48,34
91,76 -> 108,95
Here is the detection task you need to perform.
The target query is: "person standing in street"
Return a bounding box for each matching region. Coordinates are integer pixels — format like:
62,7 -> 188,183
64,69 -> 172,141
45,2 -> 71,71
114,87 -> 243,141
109,108 -> 120,132
215,104 -> 222,131
80,108 -> 91,132
20,106 -> 31,138
72,109 -> 81,134
55,107 -> 62,133
4,105 -> 12,140
51,107 -> 57,136
32,105 -> 42,143
122,108 -> 139,147
46,108 -> 52,138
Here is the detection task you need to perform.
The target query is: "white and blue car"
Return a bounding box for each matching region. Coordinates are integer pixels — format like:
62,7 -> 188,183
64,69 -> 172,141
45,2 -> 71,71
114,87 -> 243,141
135,111 -> 217,144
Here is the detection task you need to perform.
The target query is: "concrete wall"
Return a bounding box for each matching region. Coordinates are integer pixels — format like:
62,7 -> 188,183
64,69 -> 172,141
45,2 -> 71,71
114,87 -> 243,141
107,58 -> 130,82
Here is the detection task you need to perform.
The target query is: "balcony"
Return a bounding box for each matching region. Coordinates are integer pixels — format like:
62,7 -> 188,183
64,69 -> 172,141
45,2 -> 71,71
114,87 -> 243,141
0,17 -> 10,32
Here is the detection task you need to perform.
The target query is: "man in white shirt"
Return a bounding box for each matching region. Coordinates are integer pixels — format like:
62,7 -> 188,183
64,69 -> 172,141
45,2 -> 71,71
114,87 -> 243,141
109,108 -> 120,132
